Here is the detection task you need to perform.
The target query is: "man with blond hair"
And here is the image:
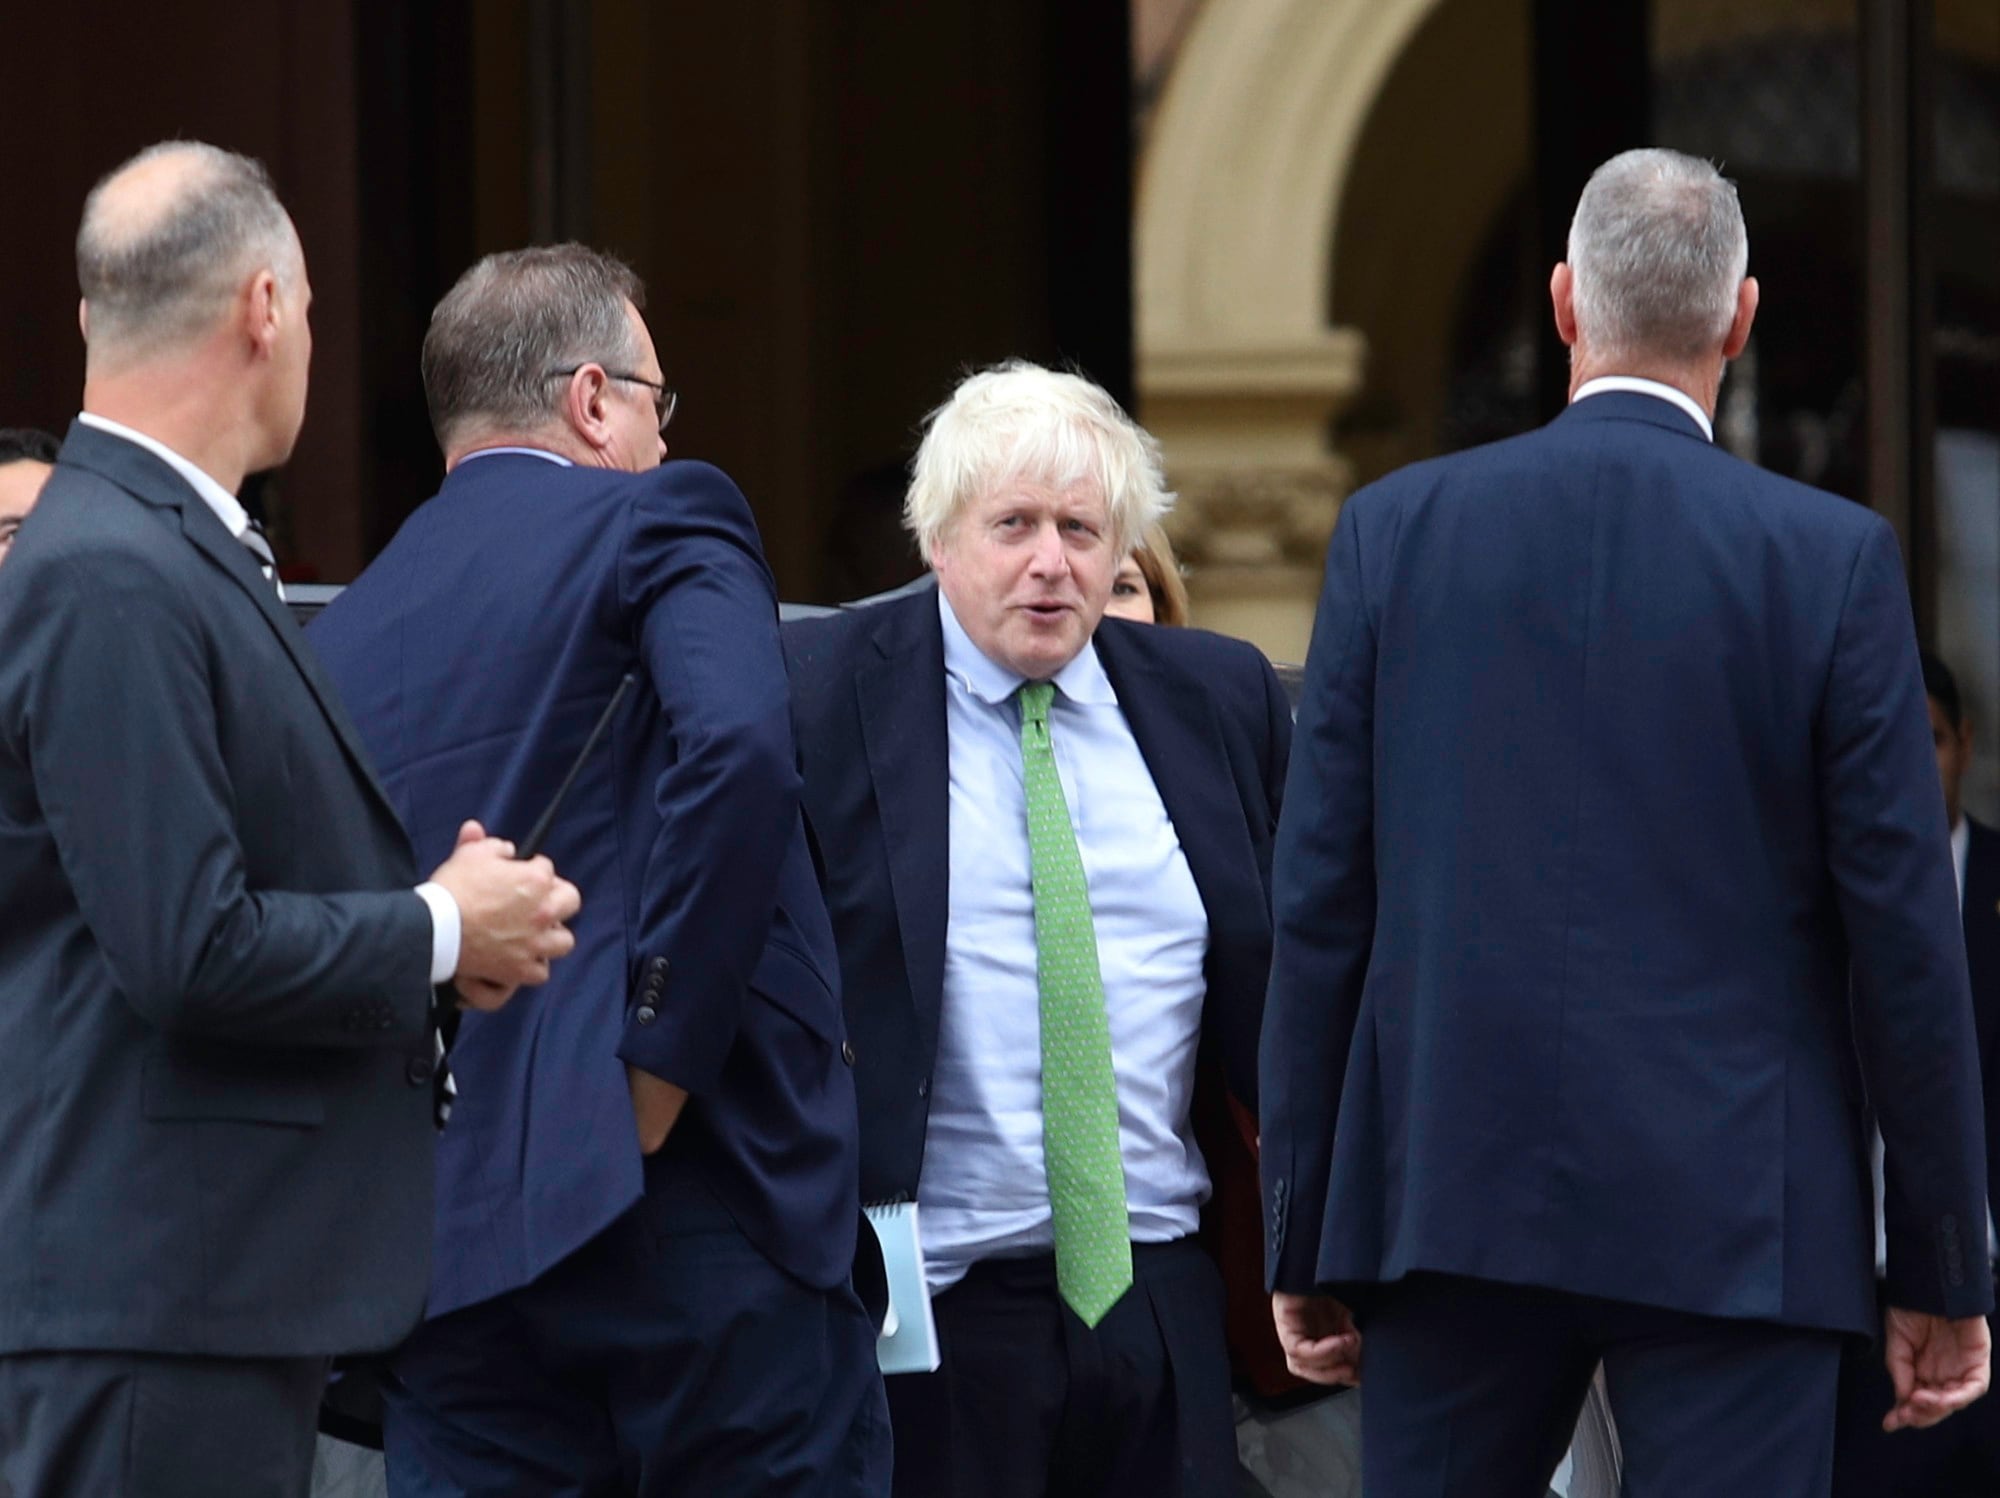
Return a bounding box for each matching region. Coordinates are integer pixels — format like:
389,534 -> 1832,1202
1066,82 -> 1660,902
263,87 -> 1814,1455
785,361 -> 1293,1496
0,142 -> 578,1498
1263,147 -> 1990,1497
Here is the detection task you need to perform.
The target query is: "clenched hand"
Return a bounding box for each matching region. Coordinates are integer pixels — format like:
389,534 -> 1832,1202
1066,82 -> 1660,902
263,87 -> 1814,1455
430,819 -> 581,1007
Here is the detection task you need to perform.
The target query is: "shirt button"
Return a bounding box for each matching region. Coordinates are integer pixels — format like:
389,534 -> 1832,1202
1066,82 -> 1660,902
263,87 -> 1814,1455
841,1041 -> 856,1066
635,1004 -> 658,1026
405,1057 -> 435,1087
916,1077 -> 930,1100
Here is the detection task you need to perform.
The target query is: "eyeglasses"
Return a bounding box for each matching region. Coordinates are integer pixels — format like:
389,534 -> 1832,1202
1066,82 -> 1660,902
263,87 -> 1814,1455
544,366 -> 679,433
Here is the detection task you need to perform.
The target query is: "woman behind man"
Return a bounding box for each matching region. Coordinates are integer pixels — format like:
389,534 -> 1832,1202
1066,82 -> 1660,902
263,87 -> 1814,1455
1105,521 -> 1190,626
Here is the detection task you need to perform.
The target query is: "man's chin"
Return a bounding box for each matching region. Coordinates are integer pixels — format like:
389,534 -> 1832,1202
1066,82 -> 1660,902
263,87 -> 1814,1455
1001,630 -> 1084,679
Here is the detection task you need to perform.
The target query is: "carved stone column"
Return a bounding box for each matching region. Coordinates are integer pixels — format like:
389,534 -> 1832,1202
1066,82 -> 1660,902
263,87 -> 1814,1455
1140,332 -> 1366,662
1132,0 -> 1440,659
1162,459 -> 1352,663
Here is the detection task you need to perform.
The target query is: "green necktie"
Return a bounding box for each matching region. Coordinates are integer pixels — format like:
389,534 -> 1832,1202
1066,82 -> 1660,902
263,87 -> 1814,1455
1018,679 -> 1133,1326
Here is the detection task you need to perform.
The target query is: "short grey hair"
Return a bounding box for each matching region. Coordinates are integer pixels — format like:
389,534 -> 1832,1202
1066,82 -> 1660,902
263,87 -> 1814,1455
77,141 -> 299,356
905,361 -> 1174,559
422,244 -> 645,447
1567,148 -> 1749,361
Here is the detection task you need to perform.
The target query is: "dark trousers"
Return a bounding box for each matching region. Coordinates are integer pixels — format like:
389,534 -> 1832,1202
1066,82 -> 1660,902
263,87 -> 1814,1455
0,1350 -> 326,1498
1832,1295 -> 2000,1498
381,1160 -> 889,1498
1359,1272 -> 1845,1498
883,1237 -> 1236,1498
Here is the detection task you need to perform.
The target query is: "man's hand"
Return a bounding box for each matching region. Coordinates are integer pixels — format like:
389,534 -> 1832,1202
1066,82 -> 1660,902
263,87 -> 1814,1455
452,975 -> 515,1013
429,820 -> 581,999
1883,1306 -> 1991,1431
1273,1291 -> 1362,1386
627,1065 -> 689,1155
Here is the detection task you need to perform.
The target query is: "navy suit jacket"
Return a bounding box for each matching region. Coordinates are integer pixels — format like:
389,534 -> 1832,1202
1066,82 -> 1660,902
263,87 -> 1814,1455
311,455 -> 859,1317
0,422 -> 436,1358
1967,818 -> 2000,1246
781,587 -> 1289,1209
1261,391 -> 1990,1337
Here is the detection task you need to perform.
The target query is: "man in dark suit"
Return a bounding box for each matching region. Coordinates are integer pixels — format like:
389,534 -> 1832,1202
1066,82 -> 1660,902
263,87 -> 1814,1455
1261,147 -> 1992,1498
1833,649 -> 2000,1494
0,426 -> 59,566
0,143 -> 578,1498
309,244 -> 886,1497
784,361 -> 1292,1498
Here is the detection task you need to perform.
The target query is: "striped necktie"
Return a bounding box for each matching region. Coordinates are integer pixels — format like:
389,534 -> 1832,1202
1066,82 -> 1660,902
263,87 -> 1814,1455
1017,679 -> 1133,1326
240,518 -> 284,600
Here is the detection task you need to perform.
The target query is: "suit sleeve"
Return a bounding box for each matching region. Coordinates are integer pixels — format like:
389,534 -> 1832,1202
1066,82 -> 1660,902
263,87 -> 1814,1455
614,463 -> 802,1095
1259,500 -> 1378,1293
19,547 -> 432,1048
1822,518 -> 1991,1318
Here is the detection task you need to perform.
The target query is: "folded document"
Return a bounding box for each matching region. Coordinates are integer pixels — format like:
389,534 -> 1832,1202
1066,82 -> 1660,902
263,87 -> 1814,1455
864,1201 -> 941,1374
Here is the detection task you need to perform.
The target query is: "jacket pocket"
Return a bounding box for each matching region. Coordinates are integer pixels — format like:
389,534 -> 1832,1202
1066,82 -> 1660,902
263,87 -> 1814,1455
748,940 -> 841,1043
141,1053 -> 325,1128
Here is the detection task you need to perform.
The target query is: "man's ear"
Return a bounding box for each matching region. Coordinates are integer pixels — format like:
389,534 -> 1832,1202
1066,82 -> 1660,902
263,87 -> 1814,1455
559,366 -> 616,457
1550,263 -> 1580,349
77,298 -> 90,343
244,269 -> 282,358
1723,277 -> 1759,361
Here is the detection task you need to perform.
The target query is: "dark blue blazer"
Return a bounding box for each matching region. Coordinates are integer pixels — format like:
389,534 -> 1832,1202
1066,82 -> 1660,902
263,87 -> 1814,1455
1261,392 -> 1990,1337
781,587 -> 1290,1207
311,455 -> 859,1317
1966,818 -> 2000,1244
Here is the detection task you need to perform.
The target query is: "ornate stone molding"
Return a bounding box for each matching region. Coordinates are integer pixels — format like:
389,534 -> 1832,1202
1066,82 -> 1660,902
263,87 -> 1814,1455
1163,461 -> 1351,569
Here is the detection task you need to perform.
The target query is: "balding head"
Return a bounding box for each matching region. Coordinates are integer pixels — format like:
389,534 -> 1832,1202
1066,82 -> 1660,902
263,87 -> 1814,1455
77,141 -> 300,365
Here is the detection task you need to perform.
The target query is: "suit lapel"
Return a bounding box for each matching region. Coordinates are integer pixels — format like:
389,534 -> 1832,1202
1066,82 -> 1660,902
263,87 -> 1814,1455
856,596 -> 951,1059
61,424 -> 409,839
1094,623 -> 1261,948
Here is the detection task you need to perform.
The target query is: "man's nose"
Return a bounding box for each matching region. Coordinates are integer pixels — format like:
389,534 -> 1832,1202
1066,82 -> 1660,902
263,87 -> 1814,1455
1026,522 -> 1069,577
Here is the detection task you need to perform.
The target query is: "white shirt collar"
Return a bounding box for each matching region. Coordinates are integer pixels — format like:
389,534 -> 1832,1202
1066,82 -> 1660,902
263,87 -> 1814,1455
937,587 -> 1117,708
1952,816 -> 1970,907
1572,376 -> 1715,442
454,445 -> 575,468
76,411 -> 250,537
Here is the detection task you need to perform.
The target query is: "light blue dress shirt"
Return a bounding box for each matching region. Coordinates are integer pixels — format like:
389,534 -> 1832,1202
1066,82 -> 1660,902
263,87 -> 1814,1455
918,592 -> 1211,1292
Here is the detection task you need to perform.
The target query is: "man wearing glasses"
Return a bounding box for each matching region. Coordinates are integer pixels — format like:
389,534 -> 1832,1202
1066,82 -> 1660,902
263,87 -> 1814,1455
311,244 -> 887,1496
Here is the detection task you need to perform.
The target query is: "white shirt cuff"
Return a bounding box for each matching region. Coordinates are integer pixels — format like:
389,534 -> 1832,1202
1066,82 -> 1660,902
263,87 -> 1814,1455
414,882 -> 462,986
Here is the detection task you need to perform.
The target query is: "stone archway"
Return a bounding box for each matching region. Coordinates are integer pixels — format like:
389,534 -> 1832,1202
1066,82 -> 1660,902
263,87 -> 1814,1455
1135,0 -> 1446,658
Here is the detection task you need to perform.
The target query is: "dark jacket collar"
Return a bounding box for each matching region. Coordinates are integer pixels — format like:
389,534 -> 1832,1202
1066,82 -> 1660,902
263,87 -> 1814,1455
1555,388 -> 1712,443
